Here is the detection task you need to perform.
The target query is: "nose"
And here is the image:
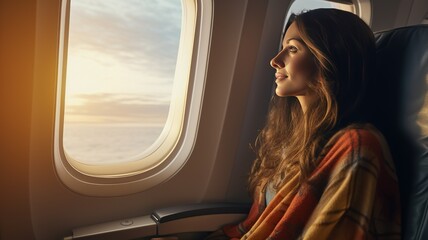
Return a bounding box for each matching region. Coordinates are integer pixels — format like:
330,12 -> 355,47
270,51 -> 285,69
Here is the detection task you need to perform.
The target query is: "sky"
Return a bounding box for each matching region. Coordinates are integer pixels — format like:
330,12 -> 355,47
284,0 -> 354,26
64,0 -> 182,125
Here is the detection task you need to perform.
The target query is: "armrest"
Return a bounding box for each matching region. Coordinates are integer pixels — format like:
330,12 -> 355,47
65,203 -> 249,240
152,202 -> 250,223
152,203 -> 250,236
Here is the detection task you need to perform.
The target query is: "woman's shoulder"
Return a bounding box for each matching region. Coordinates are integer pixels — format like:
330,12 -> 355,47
331,123 -> 386,146
325,123 -> 393,162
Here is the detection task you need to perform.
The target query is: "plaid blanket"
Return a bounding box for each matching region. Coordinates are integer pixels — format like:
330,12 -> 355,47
223,125 -> 401,239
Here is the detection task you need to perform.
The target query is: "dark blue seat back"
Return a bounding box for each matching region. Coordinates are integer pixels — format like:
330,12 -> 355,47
374,25 -> 428,240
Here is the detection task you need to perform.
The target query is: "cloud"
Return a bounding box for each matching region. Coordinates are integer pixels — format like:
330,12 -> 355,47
62,0 -> 183,125
68,0 -> 182,79
65,93 -> 170,124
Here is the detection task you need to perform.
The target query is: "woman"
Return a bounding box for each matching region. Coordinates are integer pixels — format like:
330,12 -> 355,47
207,8 -> 401,240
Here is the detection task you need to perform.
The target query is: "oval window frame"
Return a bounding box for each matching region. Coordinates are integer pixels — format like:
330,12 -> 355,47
53,0 -> 213,196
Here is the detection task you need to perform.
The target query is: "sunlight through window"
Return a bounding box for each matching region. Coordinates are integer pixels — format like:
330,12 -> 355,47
285,0 -> 355,24
63,0 -> 182,164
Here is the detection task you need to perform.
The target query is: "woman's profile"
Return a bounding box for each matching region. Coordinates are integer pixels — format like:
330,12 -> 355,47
206,8 -> 401,240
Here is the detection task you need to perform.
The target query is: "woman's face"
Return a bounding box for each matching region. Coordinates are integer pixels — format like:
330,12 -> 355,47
270,22 -> 318,99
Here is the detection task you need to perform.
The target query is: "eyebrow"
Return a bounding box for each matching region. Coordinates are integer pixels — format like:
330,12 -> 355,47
282,37 -> 305,49
285,37 -> 304,44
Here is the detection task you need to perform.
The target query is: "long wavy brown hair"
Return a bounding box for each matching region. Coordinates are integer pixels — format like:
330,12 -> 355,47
249,9 -> 376,193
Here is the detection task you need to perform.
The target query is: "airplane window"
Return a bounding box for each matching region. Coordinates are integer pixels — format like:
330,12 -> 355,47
54,0 -> 205,186
62,0 -> 181,164
285,0 -> 356,24
284,0 -> 372,27
54,0 -> 208,195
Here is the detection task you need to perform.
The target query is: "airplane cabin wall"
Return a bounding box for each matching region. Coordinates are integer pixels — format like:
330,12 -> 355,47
371,0 -> 428,31
0,1 -> 37,239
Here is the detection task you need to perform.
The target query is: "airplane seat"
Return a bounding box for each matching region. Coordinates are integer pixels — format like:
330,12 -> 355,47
373,24 -> 428,240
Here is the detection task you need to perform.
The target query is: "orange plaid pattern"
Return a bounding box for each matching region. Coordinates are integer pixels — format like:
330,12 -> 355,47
224,125 -> 401,239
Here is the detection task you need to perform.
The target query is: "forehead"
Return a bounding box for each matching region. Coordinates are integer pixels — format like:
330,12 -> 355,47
283,22 -> 301,43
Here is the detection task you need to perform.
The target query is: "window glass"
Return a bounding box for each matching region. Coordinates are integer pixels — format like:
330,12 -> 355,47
285,0 -> 355,24
63,0 -> 182,164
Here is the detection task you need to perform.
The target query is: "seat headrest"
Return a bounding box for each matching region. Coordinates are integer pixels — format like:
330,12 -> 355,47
374,25 -> 428,240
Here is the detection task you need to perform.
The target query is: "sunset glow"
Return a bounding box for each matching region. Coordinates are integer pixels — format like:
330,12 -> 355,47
64,0 -> 181,124
61,0 -> 183,163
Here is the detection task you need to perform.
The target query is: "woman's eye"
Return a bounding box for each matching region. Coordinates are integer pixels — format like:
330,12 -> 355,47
287,46 -> 298,53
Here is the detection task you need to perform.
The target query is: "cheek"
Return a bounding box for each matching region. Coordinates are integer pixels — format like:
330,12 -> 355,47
276,55 -> 317,97
287,56 -> 316,81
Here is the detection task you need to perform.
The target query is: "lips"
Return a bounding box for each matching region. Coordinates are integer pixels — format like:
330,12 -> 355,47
275,72 -> 287,80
